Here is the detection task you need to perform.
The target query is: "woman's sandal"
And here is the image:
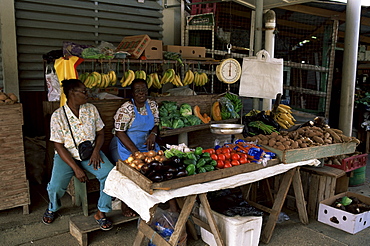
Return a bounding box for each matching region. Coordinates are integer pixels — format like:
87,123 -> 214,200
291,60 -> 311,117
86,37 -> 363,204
42,209 -> 55,225
95,217 -> 113,231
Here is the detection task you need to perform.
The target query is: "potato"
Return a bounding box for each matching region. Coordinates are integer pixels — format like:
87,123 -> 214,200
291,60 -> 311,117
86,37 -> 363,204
4,98 -> 14,104
7,93 -> 18,102
312,136 -> 325,144
283,140 -> 291,146
276,145 -> 286,151
271,132 -> 279,138
291,141 -> 299,149
268,138 -> 276,147
0,94 -> 7,100
299,143 -> 308,148
261,139 -> 268,145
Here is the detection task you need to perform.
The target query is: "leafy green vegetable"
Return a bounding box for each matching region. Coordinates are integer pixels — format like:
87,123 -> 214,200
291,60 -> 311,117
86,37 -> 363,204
160,116 -> 172,129
159,106 -> 169,117
341,196 -> 352,206
179,103 -> 192,116
172,118 -> 185,129
162,101 -> 178,112
186,115 -> 202,126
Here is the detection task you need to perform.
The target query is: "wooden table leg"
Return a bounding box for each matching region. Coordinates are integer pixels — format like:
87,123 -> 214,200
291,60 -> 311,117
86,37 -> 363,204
176,198 -> 198,240
292,167 -> 309,225
260,168 -> 296,244
198,193 -> 224,246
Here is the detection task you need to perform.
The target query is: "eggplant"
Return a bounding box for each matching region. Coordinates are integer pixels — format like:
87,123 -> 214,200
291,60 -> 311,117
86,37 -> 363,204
169,156 -> 181,164
177,165 -> 186,172
175,171 -> 188,178
163,172 -> 174,180
167,167 -> 178,173
148,161 -> 164,171
140,163 -> 152,175
147,170 -> 157,178
150,175 -> 164,182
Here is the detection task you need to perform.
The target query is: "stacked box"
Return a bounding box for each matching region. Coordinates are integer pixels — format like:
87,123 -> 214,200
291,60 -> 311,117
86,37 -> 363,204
163,45 -> 206,58
142,40 -> 163,60
116,35 -> 151,59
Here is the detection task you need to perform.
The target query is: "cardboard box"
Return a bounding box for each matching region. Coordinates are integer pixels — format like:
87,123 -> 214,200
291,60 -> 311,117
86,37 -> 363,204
116,35 -> 151,59
318,191 -> 370,234
142,40 -> 163,60
163,45 -> 206,58
199,205 -> 262,246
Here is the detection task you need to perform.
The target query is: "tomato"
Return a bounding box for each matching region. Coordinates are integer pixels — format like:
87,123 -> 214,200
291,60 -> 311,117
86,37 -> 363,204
239,153 -> 248,159
231,153 -> 240,160
224,162 -> 232,168
224,152 -> 231,159
216,160 -> 225,169
215,148 -> 223,155
222,147 -> 231,154
203,148 -> 215,155
210,154 -> 218,160
217,153 -> 226,161
239,157 -> 249,164
231,160 -> 240,166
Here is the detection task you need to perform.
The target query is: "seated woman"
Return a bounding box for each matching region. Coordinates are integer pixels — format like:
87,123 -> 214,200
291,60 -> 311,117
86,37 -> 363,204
110,79 -> 160,216
42,79 -> 114,231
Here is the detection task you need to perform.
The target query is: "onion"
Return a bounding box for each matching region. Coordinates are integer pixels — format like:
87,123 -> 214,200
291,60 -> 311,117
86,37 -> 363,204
159,156 -> 167,162
129,163 -> 136,168
132,159 -> 142,165
126,156 -> 135,163
137,163 -> 144,169
154,155 -> 162,161
157,150 -> 164,156
137,152 -> 145,160
145,157 -> 154,163
134,151 -> 141,158
147,150 -> 156,157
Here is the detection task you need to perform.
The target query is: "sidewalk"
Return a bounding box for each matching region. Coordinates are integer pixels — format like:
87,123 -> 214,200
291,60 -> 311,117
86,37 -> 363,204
1,164 -> 369,246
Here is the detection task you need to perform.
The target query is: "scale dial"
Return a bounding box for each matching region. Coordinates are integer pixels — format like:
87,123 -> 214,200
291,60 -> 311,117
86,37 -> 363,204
216,58 -> 242,84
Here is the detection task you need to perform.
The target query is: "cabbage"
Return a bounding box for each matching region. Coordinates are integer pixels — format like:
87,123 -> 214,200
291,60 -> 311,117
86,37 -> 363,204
179,103 -> 192,116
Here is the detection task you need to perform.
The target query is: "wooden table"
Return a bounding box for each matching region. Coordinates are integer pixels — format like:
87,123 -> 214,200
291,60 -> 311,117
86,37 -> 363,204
104,160 -> 319,245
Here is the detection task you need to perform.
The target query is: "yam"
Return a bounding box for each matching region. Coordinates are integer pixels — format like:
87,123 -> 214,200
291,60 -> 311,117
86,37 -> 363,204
7,93 -> 18,102
270,132 -> 279,138
4,98 -> 14,104
276,145 -> 285,151
0,94 -> 7,100
299,143 -> 308,148
261,139 -> 268,145
291,142 -> 299,149
325,128 -> 342,143
312,136 -> 325,144
268,138 -> 276,147
0,100 -> 5,105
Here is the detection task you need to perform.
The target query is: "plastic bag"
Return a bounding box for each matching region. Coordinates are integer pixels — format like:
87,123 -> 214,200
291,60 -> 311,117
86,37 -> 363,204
45,65 -> 61,101
148,207 -> 187,246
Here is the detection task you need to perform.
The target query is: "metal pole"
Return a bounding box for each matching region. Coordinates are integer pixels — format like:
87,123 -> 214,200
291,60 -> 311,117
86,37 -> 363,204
262,9 -> 276,110
253,0 -> 263,110
338,0 -> 361,136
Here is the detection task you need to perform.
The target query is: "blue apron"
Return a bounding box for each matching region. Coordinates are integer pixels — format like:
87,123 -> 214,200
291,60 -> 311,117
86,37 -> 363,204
117,100 -> 159,161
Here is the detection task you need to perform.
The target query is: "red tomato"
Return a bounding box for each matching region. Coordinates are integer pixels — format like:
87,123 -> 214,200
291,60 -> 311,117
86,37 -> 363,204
224,152 -> 231,160
231,153 -> 240,160
203,148 -> 215,155
222,147 -> 231,154
210,154 -> 218,160
239,157 -> 249,164
217,153 -> 226,161
216,160 -> 225,169
231,160 -> 240,166
239,153 -> 248,159
215,148 -> 223,155
224,162 -> 233,168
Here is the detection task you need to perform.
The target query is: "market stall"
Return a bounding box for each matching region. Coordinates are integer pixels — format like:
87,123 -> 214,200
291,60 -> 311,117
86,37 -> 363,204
103,159 -> 320,246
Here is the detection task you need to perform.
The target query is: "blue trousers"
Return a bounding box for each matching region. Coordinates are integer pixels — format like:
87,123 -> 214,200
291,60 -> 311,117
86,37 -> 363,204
47,152 -> 114,213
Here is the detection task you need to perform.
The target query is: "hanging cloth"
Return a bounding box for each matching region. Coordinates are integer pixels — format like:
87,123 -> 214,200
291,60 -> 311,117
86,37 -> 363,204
54,56 -> 84,106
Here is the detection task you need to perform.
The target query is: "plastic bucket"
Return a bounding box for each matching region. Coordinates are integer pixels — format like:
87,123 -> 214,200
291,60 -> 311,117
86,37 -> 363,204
349,166 -> 367,187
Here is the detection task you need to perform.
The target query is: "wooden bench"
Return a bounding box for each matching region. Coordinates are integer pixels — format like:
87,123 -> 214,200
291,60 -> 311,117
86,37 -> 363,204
69,210 -> 139,246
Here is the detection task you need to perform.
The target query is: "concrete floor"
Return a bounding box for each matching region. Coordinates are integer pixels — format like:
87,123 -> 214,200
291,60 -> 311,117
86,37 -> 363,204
1,162 -> 370,246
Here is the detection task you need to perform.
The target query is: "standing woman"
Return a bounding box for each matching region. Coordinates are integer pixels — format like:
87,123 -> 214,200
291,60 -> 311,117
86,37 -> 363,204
42,79 -> 114,231
109,78 -> 160,216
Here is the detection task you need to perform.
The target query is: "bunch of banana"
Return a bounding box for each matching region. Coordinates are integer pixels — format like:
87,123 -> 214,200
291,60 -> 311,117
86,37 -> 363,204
78,72 -> 89,84
172,74 -> 184,87
108,70 -> 117,86
135,70 -> 146,80
150,73 -> 162,89
83,71 -> 101,88
120,69 -> 135,87
182,70 -> 194,85
193,72 -> 208,86
273,104 -> 296,129
146,73 -> 153,88
160,69 -> 175,84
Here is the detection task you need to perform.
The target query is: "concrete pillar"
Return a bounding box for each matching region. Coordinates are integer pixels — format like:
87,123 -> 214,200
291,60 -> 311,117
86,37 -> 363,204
338,0 -> 361,136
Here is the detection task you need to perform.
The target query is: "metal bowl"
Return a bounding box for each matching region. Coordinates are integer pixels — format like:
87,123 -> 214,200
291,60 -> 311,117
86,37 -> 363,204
210,124 -> 244,135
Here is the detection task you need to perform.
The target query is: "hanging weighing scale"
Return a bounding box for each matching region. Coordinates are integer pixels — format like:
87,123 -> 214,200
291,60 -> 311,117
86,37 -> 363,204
215,44 -> 242,85
211,44 -> 244,139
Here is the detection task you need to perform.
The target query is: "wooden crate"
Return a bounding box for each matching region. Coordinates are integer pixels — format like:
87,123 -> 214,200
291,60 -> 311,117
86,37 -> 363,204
262,142 -> 357,164
117,159 -> 279,194
0,103 -> 30,214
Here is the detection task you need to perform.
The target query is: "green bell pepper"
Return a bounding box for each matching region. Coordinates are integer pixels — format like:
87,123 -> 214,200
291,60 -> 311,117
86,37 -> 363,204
195,147 -> 203,155
196,158 -> 206,168
183,159 -> 196,165
186,164 -> 196,176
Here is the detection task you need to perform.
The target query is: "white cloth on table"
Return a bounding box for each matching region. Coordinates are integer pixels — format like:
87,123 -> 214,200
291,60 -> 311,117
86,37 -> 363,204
104,159 -> 320,222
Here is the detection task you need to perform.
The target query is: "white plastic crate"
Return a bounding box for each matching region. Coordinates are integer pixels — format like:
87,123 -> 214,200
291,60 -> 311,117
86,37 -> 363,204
318,191 -> 370,234
199,205 -> 262,246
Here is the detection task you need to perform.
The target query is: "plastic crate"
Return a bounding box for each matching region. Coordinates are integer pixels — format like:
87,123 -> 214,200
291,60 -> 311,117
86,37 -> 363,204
325,153 -> 368,172
199,205 -> 262,246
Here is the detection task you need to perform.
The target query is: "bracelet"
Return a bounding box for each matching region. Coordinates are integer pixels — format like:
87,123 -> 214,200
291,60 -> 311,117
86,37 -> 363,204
150,132 -> 157,136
